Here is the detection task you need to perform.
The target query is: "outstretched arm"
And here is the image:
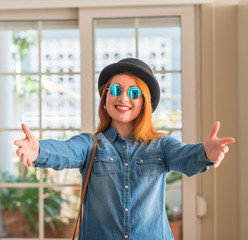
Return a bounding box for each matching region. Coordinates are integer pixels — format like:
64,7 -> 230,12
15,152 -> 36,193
204,121 -> 235,168
14,124 -> 39,167
14,124 -> 94,170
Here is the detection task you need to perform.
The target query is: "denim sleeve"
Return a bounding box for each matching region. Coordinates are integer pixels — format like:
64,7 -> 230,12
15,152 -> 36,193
33,133 -> 94,171
163,136 -> 214,177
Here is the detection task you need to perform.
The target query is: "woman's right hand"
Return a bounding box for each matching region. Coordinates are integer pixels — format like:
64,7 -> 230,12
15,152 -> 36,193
14,124 -> 40,167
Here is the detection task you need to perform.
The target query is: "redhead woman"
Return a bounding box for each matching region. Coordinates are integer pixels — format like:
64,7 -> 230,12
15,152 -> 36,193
14,58 -> 235,240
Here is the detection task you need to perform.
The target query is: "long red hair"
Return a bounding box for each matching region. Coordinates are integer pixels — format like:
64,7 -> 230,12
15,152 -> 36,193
95,73 -> 165,143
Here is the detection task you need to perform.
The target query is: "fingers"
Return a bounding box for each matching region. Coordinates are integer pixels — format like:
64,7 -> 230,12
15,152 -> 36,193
220,145 -> 229,154
213,161 -> 221,168
213,152 -> 224,168
26,158 -> 33,167
213,145 -> 230,168
219,137 -> 235,145
209,121 -> 220,138
14,124 -> 33,147
14,124 -> 36,168
205,121 -> 235,168
21,153 -> 28,165
16,145 -> 34,167
14,139 -> 25,147
208,121 -> 235,145
21,154 -> 33,167
16,147 -> 24,157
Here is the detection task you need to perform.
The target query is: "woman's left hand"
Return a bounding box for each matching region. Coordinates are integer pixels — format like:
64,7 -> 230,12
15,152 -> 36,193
204,121 -> 235,168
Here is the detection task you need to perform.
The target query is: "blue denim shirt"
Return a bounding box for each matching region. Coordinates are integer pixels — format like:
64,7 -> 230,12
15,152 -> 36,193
34,127 -> 213,240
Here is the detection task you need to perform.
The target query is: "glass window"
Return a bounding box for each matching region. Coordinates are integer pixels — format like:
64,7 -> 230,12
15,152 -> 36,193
0,20 -> 81,239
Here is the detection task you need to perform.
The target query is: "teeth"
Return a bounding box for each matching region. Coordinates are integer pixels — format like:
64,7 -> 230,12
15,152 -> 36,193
116,106 -> 130,110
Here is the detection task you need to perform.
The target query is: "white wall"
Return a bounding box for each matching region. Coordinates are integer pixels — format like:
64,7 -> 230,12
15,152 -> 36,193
237,1 -> 248,239
0,0 -> 213,9
201,2 -> 238,240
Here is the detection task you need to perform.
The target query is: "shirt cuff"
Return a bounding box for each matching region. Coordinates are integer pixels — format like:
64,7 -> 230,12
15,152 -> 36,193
200,143 -> 214,172
33,144 -> 50,167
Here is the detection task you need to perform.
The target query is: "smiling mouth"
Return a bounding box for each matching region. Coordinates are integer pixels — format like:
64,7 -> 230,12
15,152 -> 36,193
115,105 -> 131,111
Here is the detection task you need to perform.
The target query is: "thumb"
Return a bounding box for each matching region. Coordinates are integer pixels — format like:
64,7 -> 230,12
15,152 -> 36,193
22,124 -> 33,139
209,121 -> 220,138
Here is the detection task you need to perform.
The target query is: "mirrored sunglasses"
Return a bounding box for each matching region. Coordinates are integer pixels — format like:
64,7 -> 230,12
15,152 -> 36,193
108,84 -> 142,100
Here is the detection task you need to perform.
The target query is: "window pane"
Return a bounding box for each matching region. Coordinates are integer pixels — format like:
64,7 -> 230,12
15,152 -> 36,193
41,75 -> 81,129
0,75 -> 39,129
166,187 -> 182,219
44,186 -> 80,239
0,131 -> 40,183
139,17 -> 181,71
0,22 -> 39,73
0,188 -> 39,238
94,18 -> 136,72
158,130 -> 182,142
41,131 -> 81,184
41,22 -> 80,73
153,73 -> 182,129
167,187 -> 182,239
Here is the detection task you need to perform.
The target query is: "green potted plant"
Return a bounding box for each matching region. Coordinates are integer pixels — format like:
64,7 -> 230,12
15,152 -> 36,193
0,168 -> 69,237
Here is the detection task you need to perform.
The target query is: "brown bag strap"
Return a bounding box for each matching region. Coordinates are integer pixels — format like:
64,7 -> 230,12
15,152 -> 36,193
72,135 -> 97,240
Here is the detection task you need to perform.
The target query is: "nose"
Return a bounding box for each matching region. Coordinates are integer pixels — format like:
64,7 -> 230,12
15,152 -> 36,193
118,89 -> 129,102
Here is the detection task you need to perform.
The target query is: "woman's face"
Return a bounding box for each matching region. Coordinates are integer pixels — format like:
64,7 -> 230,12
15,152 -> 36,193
105,74 -> 144,129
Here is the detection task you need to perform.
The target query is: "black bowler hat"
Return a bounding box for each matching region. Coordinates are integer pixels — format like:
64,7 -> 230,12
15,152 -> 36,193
98,58 -> 160,112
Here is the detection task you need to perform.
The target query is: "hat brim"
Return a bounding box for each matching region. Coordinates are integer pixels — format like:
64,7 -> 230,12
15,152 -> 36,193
98,62 -> 160,111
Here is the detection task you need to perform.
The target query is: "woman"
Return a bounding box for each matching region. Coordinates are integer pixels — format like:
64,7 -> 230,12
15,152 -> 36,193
14,58 -> 235,240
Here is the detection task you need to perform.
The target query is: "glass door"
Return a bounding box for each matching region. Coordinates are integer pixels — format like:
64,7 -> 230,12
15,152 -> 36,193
94,16 -> 183,240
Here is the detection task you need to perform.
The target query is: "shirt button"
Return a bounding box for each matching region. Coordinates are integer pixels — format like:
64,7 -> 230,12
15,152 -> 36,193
125,163 -> 128,167
110,158 -> 114,161
123,145 -> 126,148
140,160 -> 143,163
124,235 -> 128,239
125,208 -> 129,212
125,185 -> 129,189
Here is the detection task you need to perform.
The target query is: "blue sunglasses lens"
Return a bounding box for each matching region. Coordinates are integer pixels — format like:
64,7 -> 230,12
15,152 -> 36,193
109,84 -> 122,97
109,84 -> 141,99
128,87 -> 141,99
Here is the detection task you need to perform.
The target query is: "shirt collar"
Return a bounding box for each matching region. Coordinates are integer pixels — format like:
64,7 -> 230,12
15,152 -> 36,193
103,126 -> 119,143
103,126 -> 134,143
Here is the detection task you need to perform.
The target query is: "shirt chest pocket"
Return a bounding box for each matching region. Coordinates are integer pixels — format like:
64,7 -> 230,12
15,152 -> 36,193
136,152 -> 165,177
92,152 -> 117,176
